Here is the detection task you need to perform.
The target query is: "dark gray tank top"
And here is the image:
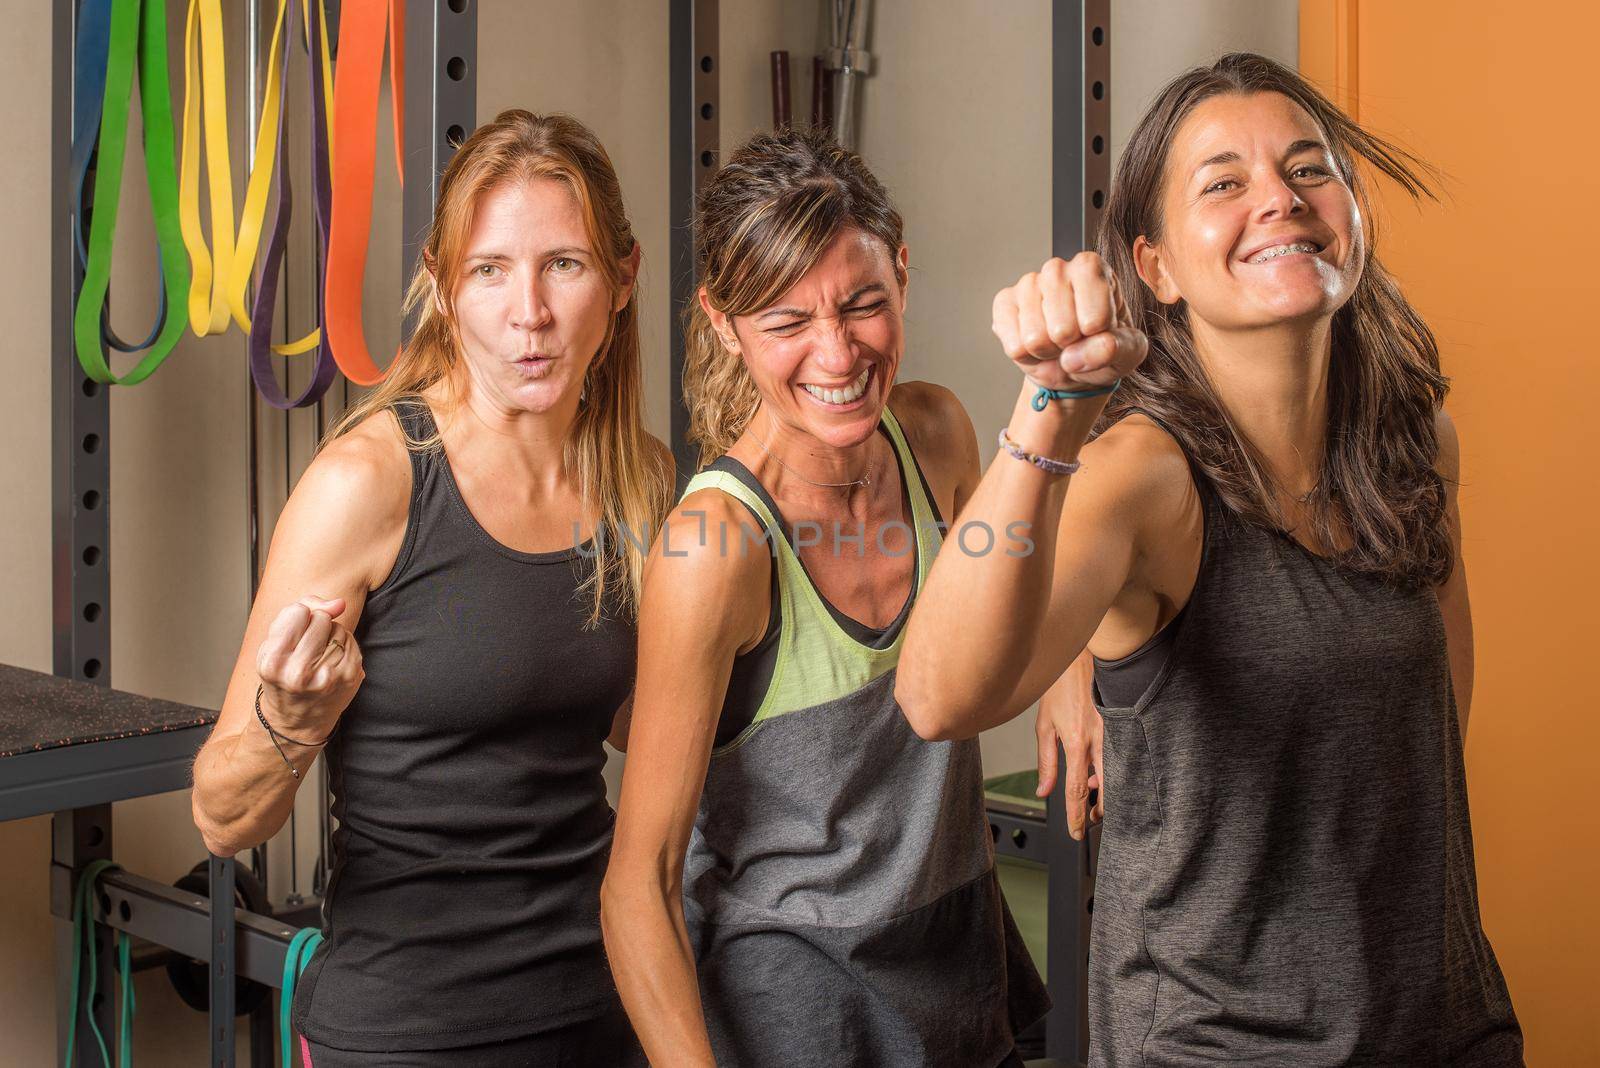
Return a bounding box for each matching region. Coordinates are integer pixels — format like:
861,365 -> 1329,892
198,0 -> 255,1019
1089,421 -> 1523,1067
292,402 -> 636,1052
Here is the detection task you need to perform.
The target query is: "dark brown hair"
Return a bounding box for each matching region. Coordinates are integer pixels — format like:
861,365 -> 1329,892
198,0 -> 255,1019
1098,52 -> 1452,586
683,126 -> 905,465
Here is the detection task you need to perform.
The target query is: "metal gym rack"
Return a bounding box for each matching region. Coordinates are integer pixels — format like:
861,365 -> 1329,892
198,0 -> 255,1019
25,2 -> 1107,1063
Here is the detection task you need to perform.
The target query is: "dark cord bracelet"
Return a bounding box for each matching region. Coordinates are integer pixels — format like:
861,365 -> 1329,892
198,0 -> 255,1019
254,685 -> 328,780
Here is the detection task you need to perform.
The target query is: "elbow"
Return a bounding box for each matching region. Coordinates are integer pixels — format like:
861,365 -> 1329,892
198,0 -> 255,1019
895,676 -> 967,743
599,872 -> 625,934
599,868 -> 646,961
192,806 -> 248,859
600,853 -> 679,947
200,833 -> 244,860
190,776 -> 262,859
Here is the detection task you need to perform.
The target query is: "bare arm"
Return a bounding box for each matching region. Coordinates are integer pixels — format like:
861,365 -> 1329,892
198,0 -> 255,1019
897,254 -> 1149,740
1433,409 -> 1474,737
601,494 -> 769,1067
190,420 -> 408,857
899,397 -> 1177,739
886,381 -> 983,523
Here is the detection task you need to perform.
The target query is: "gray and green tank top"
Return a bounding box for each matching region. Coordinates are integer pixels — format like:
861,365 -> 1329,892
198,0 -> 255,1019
680,406 -> 1050,1068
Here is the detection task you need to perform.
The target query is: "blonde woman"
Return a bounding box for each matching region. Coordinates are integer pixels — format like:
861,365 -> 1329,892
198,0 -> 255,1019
191,111 -> 670,1067
603,128 -> 1049,1068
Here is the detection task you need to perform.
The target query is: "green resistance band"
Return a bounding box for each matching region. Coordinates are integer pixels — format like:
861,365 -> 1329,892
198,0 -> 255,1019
64,859 -> 136,1068
74,0 -> 191,386
280,927 -> 324,1065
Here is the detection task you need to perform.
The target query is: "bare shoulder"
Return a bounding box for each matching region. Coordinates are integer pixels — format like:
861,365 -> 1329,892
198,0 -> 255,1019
886,380 -> 980,506
266,410 -> 412,590
1074,411 -> 1197,524
651,487 -> 770,587
644,486 -> 771,647
1434,407 -> 1461,483
299,410 -> 412,526
886,380 -> 974,452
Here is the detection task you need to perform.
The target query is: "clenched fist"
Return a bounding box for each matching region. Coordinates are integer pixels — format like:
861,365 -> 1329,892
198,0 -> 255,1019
992,252 -> 1148,393
255,596 -> 364,742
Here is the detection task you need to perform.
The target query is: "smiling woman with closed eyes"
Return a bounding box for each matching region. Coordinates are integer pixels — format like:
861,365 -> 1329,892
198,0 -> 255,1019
601,127 -> 1049,1068
898,54 -> 1524,1066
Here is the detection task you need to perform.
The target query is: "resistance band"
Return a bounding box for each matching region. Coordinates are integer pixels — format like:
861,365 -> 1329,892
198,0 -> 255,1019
248,0 -> 339,407
325,0 -> 405,386
73,0 -> 192,386
227,0 -> 335,366
177,0 -> 236,338
64,860 -> 136,1068
279,928 -> 324,1066
70,0 -> 169,355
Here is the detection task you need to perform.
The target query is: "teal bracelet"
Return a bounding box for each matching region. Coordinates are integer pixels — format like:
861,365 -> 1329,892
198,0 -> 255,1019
1029,379 -> 1121,411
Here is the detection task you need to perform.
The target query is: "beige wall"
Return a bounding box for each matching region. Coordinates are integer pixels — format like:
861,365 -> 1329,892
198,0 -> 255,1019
0,3 -> 1294,1062
840,0 -> 1297,774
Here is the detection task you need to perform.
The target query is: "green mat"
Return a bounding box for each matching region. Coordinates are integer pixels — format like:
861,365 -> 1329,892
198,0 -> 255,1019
984,767 -> 1046,814
997,856 -> 1049,982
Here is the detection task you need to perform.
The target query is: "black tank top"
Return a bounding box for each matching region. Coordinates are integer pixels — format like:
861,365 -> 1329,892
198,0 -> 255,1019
292,402 -> 636,1052
1088,423 -> 1523,1066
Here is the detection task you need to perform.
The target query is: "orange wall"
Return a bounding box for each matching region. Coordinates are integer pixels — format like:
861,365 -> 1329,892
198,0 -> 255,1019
1302,2 -> 1600,1062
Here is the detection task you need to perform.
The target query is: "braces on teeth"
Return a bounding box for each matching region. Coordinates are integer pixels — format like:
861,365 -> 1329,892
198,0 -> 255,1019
1251,242 -> 1319,263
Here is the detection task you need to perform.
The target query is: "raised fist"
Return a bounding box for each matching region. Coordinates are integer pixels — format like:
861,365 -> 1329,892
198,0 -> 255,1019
991,252 -> 1148,393
255,596 -> 364,741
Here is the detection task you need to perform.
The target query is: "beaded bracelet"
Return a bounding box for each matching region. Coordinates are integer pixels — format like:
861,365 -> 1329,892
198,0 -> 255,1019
255,684 -> 328,780
998,428 -> 1082,477
1029,379 -> 1121,411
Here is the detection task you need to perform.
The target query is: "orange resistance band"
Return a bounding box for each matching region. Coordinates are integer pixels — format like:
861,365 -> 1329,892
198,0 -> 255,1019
324,0 -> 405,386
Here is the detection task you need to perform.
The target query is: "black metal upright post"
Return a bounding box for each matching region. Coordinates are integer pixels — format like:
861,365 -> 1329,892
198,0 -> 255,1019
1046,4 -> 1110,1062
209,854 -> 237,1066
51,0 -> 117,1062
402,0 -> 477,338
51,9 -> 110,690
668,0 -> 719,479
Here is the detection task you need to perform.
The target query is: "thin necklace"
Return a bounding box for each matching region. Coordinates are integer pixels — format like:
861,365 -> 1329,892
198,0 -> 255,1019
751,421 -> 875,489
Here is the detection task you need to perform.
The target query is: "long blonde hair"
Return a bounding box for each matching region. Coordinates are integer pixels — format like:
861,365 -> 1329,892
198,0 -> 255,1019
683,127 -> 905,466
329,110 -> 671,621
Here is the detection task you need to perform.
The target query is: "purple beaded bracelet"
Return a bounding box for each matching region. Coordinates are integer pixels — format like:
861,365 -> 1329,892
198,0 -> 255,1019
998,428 -> 1082,476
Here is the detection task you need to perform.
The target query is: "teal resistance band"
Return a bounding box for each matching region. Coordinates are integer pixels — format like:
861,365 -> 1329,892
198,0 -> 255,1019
64,859 -> 136,1068
117,931 -> 136,1065
280,927 -> 324,1066
1030,379 -> 1121,410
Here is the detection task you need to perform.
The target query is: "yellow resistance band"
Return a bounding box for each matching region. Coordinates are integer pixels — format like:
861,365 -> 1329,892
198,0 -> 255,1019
177,0 -> 234,337
225,0 -> 336,356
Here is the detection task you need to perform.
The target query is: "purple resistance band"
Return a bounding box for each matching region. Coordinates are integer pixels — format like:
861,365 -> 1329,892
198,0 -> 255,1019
250,0 -> 340,410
